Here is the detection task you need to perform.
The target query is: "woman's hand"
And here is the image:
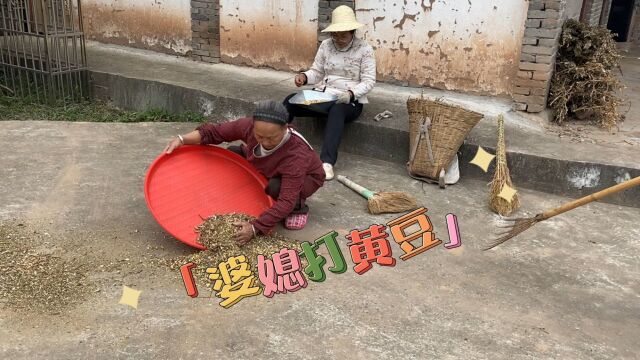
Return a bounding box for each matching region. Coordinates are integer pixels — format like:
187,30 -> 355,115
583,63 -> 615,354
163,137 -> 183,154
233,221 -> 254,246
336,90 -> 354,104
294,73 -> 307,87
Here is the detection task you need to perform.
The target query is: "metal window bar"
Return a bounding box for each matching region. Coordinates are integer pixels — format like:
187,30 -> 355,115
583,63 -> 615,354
0,0 -> 88,104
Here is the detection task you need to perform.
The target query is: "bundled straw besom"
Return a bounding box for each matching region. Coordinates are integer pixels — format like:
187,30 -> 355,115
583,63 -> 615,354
489,115 -> 520,216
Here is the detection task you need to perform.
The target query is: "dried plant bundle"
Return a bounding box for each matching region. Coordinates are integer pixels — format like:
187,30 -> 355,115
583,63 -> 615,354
489,115 -> 520,216
549,19 -> 624,129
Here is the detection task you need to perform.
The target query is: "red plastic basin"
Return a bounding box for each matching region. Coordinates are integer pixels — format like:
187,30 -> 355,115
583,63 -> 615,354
144,145 -> 273,249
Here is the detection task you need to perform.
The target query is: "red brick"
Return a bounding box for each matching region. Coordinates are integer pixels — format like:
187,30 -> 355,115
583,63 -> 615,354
526,19 -> 542,28
515,78 -> 548,88
528,10 -> 560,19
526,104 -> 546,112
513,94 -> 546,104
522,45 -> 555,55
541,19 -> 562,29
514,102 -> 528,111
520,61 -> 553,71
531,87 -> 548,96
528,0 -> 545,10
520,53 -> 536,62
518,70 -> 534,79
545,1 -> 562,10
525,28 -> 560,39
536,55 -> 554,64
537,38 -> 558,47
531,70 -> 553,81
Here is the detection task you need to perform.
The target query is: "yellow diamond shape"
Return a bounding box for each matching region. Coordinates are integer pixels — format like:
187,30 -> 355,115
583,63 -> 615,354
469,147 -> 496,172
119,286 -> 142,309
498,184 -> 517,203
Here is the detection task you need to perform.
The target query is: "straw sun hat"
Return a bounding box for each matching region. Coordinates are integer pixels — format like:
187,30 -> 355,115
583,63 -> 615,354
321,5 -> 365,33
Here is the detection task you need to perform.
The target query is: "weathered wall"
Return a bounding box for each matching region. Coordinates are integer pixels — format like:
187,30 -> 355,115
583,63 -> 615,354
354,0 -> 528,96
580,0 -> 605,26
81,0 -> 191,55
599,0 -> 613,26
565,0 -> 585,19
219,0 -> 318,71
631,1 -> 640,43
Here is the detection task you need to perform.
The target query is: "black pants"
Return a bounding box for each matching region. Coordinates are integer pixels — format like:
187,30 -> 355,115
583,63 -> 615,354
227,145 -> 308,214
283,93 -> 363,165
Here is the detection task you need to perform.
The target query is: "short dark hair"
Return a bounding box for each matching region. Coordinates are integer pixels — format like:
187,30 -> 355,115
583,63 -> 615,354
253,100 -> 289,125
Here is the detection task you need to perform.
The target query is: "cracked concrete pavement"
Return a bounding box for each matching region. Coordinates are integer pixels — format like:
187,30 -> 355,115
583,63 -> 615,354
0,120 -> 639,359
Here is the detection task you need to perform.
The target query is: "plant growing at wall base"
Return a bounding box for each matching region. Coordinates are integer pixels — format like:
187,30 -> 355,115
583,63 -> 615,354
0,94 -> 206,123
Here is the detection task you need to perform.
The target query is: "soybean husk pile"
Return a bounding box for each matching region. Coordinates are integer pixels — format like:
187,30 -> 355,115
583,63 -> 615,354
171,214 -> 301,286
549,19 -> 624,129
0,223 -> 93,314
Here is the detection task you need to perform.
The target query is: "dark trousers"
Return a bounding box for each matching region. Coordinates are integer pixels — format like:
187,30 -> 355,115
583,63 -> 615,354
283,93 -> 363,165
227,145 -> 308,214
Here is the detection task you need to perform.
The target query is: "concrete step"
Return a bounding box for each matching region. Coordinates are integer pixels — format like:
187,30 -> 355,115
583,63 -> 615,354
87,42 -> 640,208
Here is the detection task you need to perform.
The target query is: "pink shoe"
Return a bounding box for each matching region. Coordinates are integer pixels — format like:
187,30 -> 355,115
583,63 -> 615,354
285,213 -> 308,230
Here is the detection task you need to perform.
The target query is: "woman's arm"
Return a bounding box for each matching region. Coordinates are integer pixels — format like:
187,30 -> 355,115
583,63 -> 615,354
302,42 -> 327,85
251,173 -> 306,235
349,46 -> 377,99
163,118 -> 252,154
196,118 -> 251,145
250,152 -> 308,235
164,130 -> 201,154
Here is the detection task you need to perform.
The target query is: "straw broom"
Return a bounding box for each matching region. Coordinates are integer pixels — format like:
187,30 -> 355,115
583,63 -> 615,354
336,175 -> 417,214
484,176 -> 640,250
489,115 -> 520,216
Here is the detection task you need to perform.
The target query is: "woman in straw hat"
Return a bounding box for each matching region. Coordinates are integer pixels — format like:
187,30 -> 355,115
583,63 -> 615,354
283,5 -> 376,180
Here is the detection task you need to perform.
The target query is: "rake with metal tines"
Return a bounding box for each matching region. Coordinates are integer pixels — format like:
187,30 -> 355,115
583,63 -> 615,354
484,176 -> 640,250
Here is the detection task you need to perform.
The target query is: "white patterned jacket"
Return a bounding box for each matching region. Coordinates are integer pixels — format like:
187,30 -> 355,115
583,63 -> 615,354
303,37 -> 377,104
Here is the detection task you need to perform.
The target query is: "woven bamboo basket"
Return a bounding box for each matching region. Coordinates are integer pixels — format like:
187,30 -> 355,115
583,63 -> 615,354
407,98 -> 484,181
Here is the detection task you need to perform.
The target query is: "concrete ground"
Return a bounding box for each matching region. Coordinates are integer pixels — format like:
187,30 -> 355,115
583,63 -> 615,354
1,121 -> 639,359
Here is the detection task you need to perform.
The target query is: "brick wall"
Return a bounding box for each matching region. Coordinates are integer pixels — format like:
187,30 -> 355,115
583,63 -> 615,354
565,0 -> 585,19
189,0 -> 358,66
318,0 -> 355,46
191,0 -> 220,63
514,0 -> 565,113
